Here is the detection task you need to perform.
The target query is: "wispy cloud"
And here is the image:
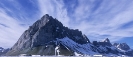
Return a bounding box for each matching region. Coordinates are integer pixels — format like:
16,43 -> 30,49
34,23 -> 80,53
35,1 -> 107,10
38,0 -> 70,27
38,0 -> 133,42
0,8 -> 27,48
0,0 -> 39,48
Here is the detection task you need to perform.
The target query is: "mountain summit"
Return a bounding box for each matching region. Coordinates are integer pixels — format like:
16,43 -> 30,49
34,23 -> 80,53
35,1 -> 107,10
113,43 -> 130,51
102,38 -> 110,42
6,14 -> 133,56
6,14 -> 90,56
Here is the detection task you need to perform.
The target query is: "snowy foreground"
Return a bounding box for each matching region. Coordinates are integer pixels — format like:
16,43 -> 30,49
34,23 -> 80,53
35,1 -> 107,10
0,53 -> 131,57
0,56 -> 131,57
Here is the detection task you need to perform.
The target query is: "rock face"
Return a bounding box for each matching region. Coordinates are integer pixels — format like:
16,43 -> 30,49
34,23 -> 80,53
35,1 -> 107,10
6,14 -> 90,56
92,38 -> 112,47
92,38 -> 133,56
6,14 -> 133,56
113,43 -> 133,56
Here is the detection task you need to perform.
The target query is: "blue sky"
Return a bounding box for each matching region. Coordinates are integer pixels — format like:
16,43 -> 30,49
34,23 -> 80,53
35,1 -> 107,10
0,0 -> 133,49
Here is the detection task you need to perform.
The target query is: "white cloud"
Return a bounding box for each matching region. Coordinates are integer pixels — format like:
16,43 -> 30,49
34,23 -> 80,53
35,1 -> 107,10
70,0 -> 133,42
38,0 -> 70,27
38,0 -> 133,42
0,8 -> 27,48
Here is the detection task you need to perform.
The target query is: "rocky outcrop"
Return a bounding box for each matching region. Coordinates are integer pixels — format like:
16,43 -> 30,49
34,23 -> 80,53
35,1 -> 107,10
92,38 -> 133,56
92,38 -> 112,47
102,38 -> 110,42
113,43 -> 133,56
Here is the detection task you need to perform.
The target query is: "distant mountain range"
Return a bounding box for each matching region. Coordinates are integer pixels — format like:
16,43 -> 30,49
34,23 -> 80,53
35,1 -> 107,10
1,14 -> 132,56
0,47 -> 9,55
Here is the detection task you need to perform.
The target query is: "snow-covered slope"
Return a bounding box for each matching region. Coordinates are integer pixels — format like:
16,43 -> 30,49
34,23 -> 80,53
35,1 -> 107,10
59,37 -> 98,55
58,37 -> 133,56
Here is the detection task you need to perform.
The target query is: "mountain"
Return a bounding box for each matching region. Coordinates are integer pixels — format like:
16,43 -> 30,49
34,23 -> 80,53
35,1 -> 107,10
94,38 -> 112,47
102,38 -> 110,42
92,39 -> 133,56
0,47 -> 10,56
113,43 -> 130,50
6,14 -> 90,56
6,14 -> 133,56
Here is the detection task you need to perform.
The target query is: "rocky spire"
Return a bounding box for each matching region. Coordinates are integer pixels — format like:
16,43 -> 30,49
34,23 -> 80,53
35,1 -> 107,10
102,38 -> 110,43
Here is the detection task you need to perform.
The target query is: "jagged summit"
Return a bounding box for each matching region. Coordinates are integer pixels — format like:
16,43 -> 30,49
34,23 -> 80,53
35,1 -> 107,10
102,38 -> 110,42
93,38 -> 112,47
113,43 -> 130,50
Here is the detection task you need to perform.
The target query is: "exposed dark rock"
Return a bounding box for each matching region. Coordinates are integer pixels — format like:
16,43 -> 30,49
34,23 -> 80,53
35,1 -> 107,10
98,42 -> 112,47
93,38 -> 112,47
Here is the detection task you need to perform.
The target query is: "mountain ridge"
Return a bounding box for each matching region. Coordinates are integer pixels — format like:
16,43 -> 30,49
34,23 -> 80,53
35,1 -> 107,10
4,14 -> 133,56
0,47 -> 9,55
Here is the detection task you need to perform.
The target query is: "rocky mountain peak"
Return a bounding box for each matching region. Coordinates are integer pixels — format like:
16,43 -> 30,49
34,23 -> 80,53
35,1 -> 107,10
102,38 -> 110,42
95,38 -> 112,47
6,14 -> 90,56
113,43 -> 130,50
